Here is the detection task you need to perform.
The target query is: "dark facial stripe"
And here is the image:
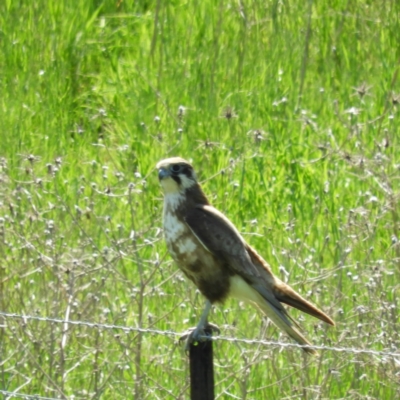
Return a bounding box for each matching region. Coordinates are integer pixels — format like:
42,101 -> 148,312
170,163 -> 195,184
181,166 -> 194,179
171,175 -> 182,185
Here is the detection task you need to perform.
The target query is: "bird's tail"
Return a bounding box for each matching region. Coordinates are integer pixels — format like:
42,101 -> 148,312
229,274 -> 330,355
272,282 -> 335,326
253,294 -> 318,355
245,245 -> 334,354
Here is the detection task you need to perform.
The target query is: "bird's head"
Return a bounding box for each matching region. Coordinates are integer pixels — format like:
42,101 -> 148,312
156,157 -> 198,195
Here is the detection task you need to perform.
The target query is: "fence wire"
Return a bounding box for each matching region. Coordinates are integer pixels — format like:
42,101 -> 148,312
1,310 -> 399,358
0,390 -> 60,400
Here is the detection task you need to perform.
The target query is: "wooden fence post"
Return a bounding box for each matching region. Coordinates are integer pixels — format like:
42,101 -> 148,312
189,328 -> 214,400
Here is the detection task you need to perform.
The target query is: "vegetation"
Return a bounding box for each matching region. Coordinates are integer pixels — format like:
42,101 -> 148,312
0,0 -> 399,398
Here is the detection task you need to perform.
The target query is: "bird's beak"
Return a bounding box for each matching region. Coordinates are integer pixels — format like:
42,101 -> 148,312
158,167 -> 170,180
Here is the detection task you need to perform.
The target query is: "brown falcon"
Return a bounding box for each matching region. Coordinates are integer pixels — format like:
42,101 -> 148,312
157,157 -> 334,354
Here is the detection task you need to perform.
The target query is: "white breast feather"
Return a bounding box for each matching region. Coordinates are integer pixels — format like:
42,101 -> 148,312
164,192 -> 185,211
164,212 -> 185,241
177,237 -> 197,253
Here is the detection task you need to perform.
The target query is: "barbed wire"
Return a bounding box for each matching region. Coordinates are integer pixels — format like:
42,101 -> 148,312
0,311 -> 180,337
1,311 -> 399,358
0,389 -> 59,400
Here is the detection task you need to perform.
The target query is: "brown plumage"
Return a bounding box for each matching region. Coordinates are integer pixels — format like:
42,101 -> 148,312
157,157 -> 334,354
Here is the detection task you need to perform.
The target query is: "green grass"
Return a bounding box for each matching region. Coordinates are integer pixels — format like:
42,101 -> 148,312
1,0 -> 399,398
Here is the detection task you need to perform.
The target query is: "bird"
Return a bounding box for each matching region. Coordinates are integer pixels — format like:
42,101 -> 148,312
156,157 -> 334,354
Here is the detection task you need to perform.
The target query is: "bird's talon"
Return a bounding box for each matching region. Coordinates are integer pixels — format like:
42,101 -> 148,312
205,323 -> 220,335
179,323 -> 220,351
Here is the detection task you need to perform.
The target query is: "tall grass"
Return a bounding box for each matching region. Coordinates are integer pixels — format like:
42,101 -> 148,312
0,0 -> 399,398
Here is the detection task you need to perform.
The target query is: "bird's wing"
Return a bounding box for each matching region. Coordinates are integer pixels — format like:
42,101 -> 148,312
185,205 -> 269,280
184,205 -> 285,310
185,205 -> 335,327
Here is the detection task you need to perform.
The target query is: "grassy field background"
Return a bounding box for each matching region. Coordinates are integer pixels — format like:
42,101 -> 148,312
1,0 -> 399,398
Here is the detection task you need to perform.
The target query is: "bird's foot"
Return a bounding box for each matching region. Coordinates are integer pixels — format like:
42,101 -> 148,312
179,323 -> 220,351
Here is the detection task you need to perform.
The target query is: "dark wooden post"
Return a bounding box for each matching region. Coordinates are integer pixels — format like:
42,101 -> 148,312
189,328 -> 214,400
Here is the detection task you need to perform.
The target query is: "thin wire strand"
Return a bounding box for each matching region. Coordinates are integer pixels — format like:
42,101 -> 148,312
0,389 -> 59,400
1,311 -> 399,358
0,311 -> 179,337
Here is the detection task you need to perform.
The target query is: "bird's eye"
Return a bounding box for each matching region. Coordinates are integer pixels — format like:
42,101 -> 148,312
171,164 -> 182,173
